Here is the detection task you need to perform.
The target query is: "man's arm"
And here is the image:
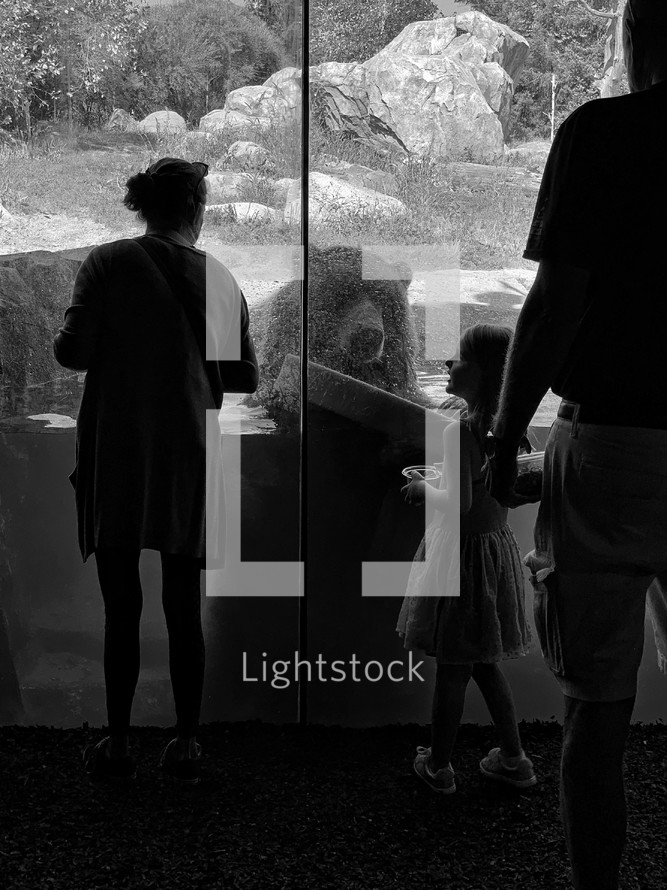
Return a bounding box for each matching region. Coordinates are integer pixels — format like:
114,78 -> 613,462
493,258 -> 591,448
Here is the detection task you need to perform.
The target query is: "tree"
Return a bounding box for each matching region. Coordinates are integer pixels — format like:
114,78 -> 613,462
566,0 -> 627,97
309,0 -> 440,65
244,0 -> 302,65
0,0 -> 144,132
0,0 -> 61,134
467,0 -> 610,140
54,0 -> 147,128
114,0 -> 288,124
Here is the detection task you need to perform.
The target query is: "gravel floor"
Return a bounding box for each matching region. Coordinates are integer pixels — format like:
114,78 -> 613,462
2,721 -> 666,890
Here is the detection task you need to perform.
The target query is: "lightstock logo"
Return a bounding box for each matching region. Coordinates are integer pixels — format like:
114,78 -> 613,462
203,243 -> 461,598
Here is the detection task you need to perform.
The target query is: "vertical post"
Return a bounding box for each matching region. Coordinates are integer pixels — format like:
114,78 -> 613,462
551,72 -> 556,143
67,24 -> 73,135
297,0 -> 309,727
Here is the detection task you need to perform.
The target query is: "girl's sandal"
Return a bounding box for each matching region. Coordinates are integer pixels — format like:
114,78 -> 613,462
83,737 -> 137,783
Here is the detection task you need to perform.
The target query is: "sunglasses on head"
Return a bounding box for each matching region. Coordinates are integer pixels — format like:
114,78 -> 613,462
192,161 -> 209,185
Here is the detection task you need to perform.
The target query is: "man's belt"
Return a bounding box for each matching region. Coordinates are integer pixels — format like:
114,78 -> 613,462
557,400 -> 667,431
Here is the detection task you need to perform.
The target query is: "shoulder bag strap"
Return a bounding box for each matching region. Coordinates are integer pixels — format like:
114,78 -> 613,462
135,237 -> 217,404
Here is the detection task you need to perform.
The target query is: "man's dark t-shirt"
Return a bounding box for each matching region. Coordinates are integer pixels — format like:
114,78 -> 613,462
524,80 -> 667,413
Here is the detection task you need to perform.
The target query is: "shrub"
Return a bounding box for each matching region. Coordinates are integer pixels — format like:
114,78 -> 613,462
111,0 -> 288,125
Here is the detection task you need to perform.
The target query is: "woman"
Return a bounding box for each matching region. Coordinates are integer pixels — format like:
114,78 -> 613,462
54,157 -> 259,783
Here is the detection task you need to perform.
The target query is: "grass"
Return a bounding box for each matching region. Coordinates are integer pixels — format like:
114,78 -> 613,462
2,720 -> 666,889
0,123 -> 541,268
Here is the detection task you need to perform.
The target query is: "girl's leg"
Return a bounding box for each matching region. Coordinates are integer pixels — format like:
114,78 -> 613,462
472,662 -> 522,758
430,663 -> 473,770
160,552 -> 204,754
95,548 -> 143,758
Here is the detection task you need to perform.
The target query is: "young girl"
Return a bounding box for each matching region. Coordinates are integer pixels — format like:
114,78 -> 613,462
397,323 -> 535,794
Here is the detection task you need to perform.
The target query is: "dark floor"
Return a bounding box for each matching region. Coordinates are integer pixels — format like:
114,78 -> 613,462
1,721 -> 666,890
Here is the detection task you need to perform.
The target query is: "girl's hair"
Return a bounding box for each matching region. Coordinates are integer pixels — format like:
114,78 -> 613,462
123,157 -> 207,227
459,323 -> 513,440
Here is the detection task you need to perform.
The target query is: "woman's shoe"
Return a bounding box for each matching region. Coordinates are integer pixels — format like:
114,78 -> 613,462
159,738 -> 202,785
83,737 -> 137,782
413,745 -> 456,794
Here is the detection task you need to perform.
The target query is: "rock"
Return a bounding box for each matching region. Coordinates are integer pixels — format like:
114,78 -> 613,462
283,172 -> 406,225
378,13 -> 527,81
200,67 -> 301,136
200,108 -> 256,133
226,140 -> 274,170
310,12 -> 528,159
448,161 -> 542,196
433,13 -> 528,137
0,203 -> 13,224
365,51 -> 504,162
201,14 -> 527,161
206,202 -> 277,223
205,172 -> 252,203
310,62 -> 408,155
272,177 -> 295,205
105,108 -> 138,132
249,245 -> 431,418
137,110 -> 187,134
505,140 -> 551,172
0,252 -> 82,416
454,11 -> 530,82
317,161 -> 398,195
180,130 -> 214,145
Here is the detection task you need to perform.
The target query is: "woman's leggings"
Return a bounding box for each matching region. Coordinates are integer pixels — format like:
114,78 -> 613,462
95,549 -> 204,738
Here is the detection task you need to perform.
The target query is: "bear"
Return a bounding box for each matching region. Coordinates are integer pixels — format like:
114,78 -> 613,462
247,244 -> 434,420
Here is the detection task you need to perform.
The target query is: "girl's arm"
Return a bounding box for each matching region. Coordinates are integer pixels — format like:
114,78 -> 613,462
403,421 -> 474,516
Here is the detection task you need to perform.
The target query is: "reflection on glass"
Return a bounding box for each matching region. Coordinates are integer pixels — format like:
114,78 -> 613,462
0,0 -> 305,727
304,6 -> 556,727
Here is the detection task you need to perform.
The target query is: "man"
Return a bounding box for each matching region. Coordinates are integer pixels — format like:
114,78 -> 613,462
487,2 -> 667,888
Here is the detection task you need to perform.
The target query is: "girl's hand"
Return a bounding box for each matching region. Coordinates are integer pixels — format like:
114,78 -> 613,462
402,471 -> 427,505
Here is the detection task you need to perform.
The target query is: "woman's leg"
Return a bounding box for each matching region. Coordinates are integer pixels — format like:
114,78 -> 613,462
472,662 -> 522,758
160,553 -> 204,752
430,663 -> 473,770
95,548 -> 143,758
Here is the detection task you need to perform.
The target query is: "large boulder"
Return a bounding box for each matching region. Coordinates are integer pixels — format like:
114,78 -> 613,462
206,202 -> 277,223
207,13 -> 528,161
425,12 -> 529,135
200,68 -> 301,135
363,51 -> 504,162
283,172 -> 406,225
137,110 -> 186,134
226,140 -> 274,170
0,252 -> 81,417
310,62 -> 409,155
105,108 -> 138,132
205,172 -> 252,203
453,11 -> 530,82
317,160 -> 397,194
361,13 -> 528,153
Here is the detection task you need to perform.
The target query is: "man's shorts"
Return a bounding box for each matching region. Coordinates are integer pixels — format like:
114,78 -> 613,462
524,405 -> 667,702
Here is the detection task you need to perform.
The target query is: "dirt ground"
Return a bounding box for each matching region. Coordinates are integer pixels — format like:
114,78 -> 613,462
1,720 -> 666,890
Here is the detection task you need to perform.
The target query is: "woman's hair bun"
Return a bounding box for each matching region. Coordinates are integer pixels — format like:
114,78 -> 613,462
123,170 -> 157,215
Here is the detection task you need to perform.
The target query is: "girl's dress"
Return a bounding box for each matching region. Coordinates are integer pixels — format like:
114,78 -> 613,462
396,422 -> 531,664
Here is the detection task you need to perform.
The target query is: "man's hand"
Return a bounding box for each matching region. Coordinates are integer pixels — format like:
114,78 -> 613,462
485,441 -> 538,508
